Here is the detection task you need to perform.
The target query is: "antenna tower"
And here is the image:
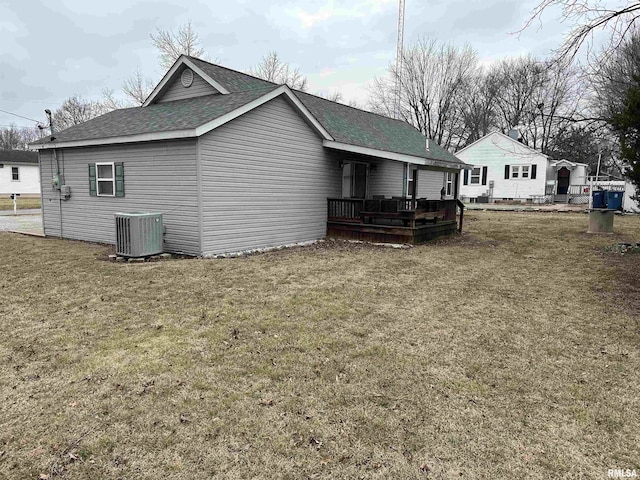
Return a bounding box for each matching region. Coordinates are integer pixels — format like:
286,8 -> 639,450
395,0 -> 406,119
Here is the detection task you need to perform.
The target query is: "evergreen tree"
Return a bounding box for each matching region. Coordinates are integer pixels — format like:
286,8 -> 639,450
611,75 -> 640,204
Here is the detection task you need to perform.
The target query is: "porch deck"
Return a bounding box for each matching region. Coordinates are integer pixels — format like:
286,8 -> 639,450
327,198 -> 463,244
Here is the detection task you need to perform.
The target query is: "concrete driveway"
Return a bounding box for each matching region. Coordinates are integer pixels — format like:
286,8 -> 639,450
0,209 -> 44,236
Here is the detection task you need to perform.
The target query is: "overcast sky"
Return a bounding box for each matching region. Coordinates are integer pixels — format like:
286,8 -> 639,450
1,0 -> 575,129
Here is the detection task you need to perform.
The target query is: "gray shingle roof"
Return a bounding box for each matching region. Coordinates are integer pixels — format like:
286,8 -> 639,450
32,56 -> 464,167
0,150 -> 38,164
188,57 -> 276,93
35,87 -> 276,144
293,91 -> 462,165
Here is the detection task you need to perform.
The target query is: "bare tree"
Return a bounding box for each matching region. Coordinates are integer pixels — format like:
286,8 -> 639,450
151,20 -> 206,70
101,88 -> 125,111
458,69 -> 500,146
122,67 -> 155,105
521,1 -> 640,62
53,95 -> 110,132
119,20 -> 207,107
368,38 -> 478,150
0,125 -> 41,150
249,51 -> 308,91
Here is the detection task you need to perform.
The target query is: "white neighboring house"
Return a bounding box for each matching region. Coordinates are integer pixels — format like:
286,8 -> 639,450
624,179 -> 639,212
0,150 -> 41,197
455,131 -> 589,203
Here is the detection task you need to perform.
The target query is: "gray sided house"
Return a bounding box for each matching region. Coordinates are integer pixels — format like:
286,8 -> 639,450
31,55 -> 468,256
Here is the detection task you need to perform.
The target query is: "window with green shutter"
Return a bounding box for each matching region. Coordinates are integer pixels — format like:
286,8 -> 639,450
90,162 -> 125,197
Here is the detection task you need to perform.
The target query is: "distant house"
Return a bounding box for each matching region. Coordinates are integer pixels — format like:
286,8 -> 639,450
623,180 -> 639,213
456,131 -> 590,204
30,55 -> 468,255
0,150 -> 40,196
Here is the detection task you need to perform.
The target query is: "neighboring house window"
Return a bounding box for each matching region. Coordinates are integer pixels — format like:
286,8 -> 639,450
464,166 -> 487,186
89,162 -> 125,197
470,167 -> 481,184
506,165 -> 536,180
445,172 -> 453,196
11,167 -> 19,181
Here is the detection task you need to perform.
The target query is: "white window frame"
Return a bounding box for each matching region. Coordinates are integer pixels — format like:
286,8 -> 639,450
445,172 -> 453,196
470,166 -> 482,184
510,165 -> 532,180
11,166 -> 19,181
405,163 -> 417,197
96,162 -> 115,197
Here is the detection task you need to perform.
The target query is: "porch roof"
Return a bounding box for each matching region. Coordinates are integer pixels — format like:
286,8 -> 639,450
550,159 -> 589,169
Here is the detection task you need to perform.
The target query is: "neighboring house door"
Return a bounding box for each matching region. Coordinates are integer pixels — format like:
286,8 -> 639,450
557,167 -> 570,194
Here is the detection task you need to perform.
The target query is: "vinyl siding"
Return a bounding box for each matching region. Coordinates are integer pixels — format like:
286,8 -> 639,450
456,132 -> 548,200
39,140 -> 199,254
199,96 -> 342,255
416,169 -> 445,199
157,68 -> 219,103
368,159 -> 404,197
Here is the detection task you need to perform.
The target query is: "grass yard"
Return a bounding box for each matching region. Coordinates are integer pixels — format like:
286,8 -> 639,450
0,197 -> 41,211
1,211 -> 639,479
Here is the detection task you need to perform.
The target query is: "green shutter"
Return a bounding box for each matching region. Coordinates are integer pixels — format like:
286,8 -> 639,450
531,164 -> 537,179
504,165 -> 510,179
88,163 -> 97,196
115,162 -> 125,197
463,169 -> 469,185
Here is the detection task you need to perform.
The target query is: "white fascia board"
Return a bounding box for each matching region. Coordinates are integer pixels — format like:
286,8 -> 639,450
30,129 -> 196,150
142,56 -> 230,107
182,57 -> 230,95
195,85 -> 334,140
322,140 -> 470,169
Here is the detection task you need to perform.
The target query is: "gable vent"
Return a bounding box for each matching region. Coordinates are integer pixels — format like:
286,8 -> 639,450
181,68 -> 194,88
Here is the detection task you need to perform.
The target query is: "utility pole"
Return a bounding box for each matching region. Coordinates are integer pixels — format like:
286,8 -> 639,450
395,0 -> 405,120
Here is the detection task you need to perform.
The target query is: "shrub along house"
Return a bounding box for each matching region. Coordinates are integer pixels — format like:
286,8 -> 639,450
30,55 -> 468,256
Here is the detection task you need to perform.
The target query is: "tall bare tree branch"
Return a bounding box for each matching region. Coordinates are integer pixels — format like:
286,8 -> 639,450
150,20 -> 206,69
249,51 -> 308,91
520,1 -> 640,63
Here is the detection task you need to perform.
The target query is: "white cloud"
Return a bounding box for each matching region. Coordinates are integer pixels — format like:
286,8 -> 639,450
286,0 -> 395,29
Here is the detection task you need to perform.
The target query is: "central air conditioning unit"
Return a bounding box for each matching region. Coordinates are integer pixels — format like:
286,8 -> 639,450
115,212 -> 164,257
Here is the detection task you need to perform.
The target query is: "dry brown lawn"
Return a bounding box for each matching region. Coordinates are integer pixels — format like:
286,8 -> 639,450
1,211 -> 639,479
0,197 -> 41,210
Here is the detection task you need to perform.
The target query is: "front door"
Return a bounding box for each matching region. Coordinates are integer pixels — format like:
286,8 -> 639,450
352,163 -> 367,198
557,167 -> 570,194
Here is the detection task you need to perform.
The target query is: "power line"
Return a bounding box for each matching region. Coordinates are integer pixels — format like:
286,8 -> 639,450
0,108 -> 42,124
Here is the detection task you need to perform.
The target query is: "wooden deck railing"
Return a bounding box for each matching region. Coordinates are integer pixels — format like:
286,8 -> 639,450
327,198 -> 459,223
327,198 -> 364,222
